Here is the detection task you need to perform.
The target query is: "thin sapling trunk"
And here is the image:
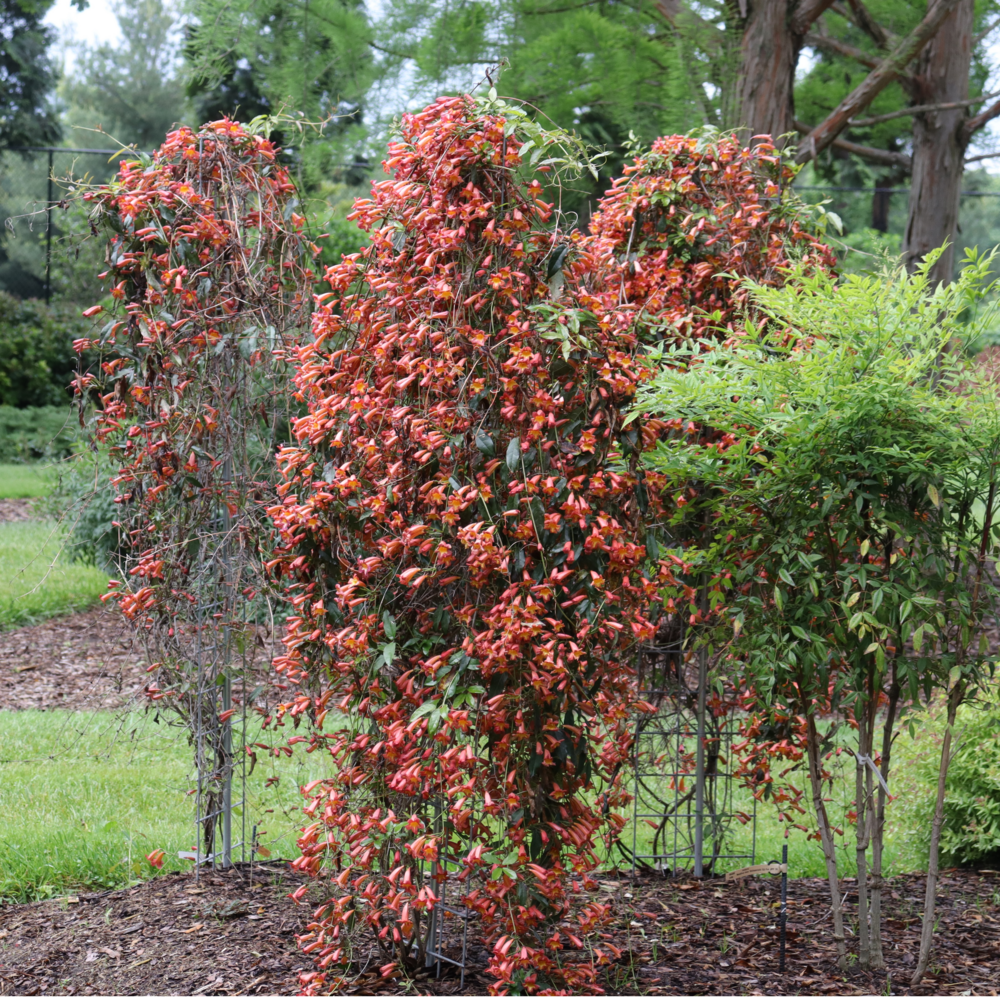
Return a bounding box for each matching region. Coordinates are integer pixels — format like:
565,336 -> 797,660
913,474 -> 995,983
869,665 -> 900,971
806,712 -> 847,968
855,704 -> 873,968
911,680 -> 964,985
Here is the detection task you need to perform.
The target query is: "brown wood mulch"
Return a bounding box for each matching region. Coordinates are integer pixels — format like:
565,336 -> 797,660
0,607 -> 146,713
0,865 -> 310,997
1,867 -> 998,996
0,499 -> 38,524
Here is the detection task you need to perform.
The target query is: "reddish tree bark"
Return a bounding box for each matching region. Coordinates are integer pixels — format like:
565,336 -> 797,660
795,0 -> 963,163
735,0 -> 836,144
903,0 -> 974,285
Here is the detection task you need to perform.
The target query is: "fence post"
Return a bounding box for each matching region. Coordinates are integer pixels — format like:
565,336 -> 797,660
45,148 -> 53,304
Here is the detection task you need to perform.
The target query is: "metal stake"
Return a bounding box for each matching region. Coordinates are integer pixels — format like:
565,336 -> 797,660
779,843 -> 788,972
45,148 -> 53,304
222,670 -> 233,868
693,645 -> 707,876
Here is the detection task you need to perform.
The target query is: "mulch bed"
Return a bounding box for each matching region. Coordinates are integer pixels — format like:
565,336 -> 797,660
3,866 -> 997,996
0,499 -> 37,523
0,864 -> 311,997
0,608 -> 146,713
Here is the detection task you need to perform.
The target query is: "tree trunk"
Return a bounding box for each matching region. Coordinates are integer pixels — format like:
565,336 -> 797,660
734,0 -> 835,144
805,713 -> 847,967
911,681 -> 965,985
903,0 -> 974,285
855,703 -> 874,969
871,187 -> 892,231
735,1 -> 797,142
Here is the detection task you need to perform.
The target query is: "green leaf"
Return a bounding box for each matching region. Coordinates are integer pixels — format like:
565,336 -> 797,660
927,484 -> 941,508
475,429 -> 495,457
529,496 -> 545,537
506,436 -> 521,473
383,611 -> 397,639
410,701 -> 438,721
778,568 -> 795,587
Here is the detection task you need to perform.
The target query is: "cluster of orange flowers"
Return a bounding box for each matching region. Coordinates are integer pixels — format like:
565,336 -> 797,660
264,98 -> 833,994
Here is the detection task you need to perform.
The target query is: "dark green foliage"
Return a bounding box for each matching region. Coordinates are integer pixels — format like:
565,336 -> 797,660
0,406 -> 80,461
373,0 -> 702,216
185,0 -> 373,189
0,292 -> 90,408
0,0 -> 64,150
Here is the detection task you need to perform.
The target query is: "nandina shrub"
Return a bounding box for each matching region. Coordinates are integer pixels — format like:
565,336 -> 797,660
79,120 -> 313,857
266,100 -> 834,995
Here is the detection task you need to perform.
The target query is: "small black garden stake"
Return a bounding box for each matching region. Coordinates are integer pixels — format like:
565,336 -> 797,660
779,843 -> 788,972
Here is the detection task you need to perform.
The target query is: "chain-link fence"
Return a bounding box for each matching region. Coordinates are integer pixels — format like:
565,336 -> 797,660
0,146 -> 137,304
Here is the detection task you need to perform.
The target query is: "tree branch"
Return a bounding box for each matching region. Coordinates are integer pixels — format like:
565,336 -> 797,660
805,30 -> 879,69
964,97 -> 1000,137
830,1 -> 897,46
850,89 -> 1000,126
964,150 -> 1000,164
844,0 -> 892,48
795,120 -> 912,170
795,0 -> 963,164
791,0 -> 838,36
974,14 -> 1000,45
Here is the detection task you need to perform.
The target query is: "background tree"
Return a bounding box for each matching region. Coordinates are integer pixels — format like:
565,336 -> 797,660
60,0 -> 189,150
794,0 -> 1000,281
0,0 -> 67,150
184,0 -> 374,186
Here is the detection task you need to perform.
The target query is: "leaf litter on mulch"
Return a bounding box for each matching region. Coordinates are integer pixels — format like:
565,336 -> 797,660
0,864 -> 310,996
5,865 -> 996,996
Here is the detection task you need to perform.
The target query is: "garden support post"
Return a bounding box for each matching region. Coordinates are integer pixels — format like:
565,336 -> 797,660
221,671 -> 232,868
779,843 -> 787,972
45,148 -> 53,305
694,645 -> 707,877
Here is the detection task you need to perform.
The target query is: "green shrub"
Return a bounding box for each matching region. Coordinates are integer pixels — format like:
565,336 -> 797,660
41,449 -> 126,570
0,292 -> 92,408
0,406 -> 81,462
932,698 -> 1000,867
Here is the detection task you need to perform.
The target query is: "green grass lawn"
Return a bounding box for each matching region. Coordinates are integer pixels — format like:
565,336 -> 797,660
0,708 -> 329,902
0,520 -> 106,628
0,462 -> 55,499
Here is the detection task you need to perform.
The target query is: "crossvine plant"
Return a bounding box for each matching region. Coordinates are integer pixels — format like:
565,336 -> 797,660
265,103 -> 835,993
78,119 -> 314,859
635,247 -> 1000,973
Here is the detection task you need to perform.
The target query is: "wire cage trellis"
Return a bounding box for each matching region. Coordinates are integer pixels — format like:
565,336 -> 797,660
626,639 -> 756,878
